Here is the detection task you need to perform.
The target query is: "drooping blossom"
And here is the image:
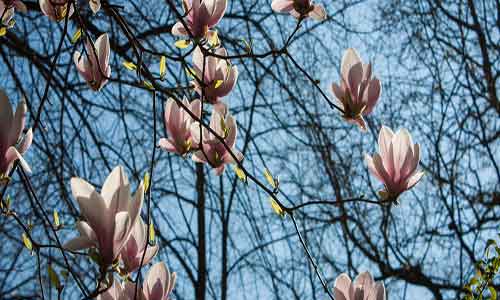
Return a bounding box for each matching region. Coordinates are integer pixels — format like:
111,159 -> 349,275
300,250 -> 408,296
119,217 -> 159,274
119,262 -> 176,300
158,97 -> 201,156
333,271 -> 386,300
331,48 -> 381,130
190,106 -> 243,175
171,0 -> 227,39
365,126 -> 424,203
0,0 -> 26,28
74,33 -> 111,91
271,0 -> 326,20
0,89 -> 32,178
64,166 -> 144,266
191,46 -> 238,104
39,0 -> 74,22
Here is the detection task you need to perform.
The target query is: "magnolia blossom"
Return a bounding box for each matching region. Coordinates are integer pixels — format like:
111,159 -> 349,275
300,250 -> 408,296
271,0 -> 326,20
74,33 -> 111,91
365,126 -> 424,202
158,98 -> 201,155
191,46 -> 238,104
64,166 -> 144,266
119,262 -> 176,300
39,0 -> 74,22
119,217 -> 159,274
171,0 -> 227,39
331,48 -> 381,130
0,0 -> 27,27
191,107 -> 243,175
334,271 -> 386,300
0,89 -> 32,177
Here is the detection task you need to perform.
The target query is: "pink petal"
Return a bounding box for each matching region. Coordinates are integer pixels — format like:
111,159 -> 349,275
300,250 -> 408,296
171,21 -> 188,36
95,33 -> 110,76
0,89 -> 13,140
347,62 -> 363,100
392,129 -> 413,182
334,273 -> 354,300
207,0 -> 227,27
64,236 -> 95,251
406,170 -> 424,190
9,99 -> 27,145
341,48 -> 361,82
363,78 -> 381,115
271,0 -> 294,13
18,128 -> 32,154
365,154 -> 384,183
309,4 -> 326,21
158,138 -> 179,154
144,262 -> 168,300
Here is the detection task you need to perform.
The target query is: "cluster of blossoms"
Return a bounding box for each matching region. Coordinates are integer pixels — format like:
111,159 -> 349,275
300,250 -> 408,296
160,0 -> 243,176
0,0 -> 427,299
64,166 -> 175,300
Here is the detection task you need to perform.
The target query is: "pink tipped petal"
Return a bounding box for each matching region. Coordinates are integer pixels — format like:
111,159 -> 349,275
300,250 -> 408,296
144,262 -> 168,300
363,78 -> 381,115
0,89 -> 13,138
365,154 -> 384,182
96,33 -> 110,74
271,0 -> 294,12
334,273 -> 354,300
207,0 -> 227,27
9,100 -> 26,145
392,129 -> 413,180
128,182 -> 144,226
171,21 -> 188,36
6,146 -> 30,173
18,128 -> 33,154
406,171 -> 424,190
347,62 -> 363,97
309,4 -> 326,20
190,99 -> 202,119
101,166 -> 127,200
341,48 -> 362,81
76,221 -> 97,241
64,236 -> 95,251
158,138 -> 178,153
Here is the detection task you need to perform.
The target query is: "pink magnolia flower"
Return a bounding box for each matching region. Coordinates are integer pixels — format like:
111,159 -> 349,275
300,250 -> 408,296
333,271 -> 386,300
190,106 -> 243,175
191,46 -> 238,104
64,166 -> 144,266
158,97 -> 201,156
39,0 -> 74,22
331,48 -> 381,131
0,89 -> 32,177
0,0 -> 27,27
271,0 -> 326,20
119,217 -> 159,274
74,33 -> 111,92
365,126 -> 424,203
119,262 -> 176,300
171,0 -> 227,39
